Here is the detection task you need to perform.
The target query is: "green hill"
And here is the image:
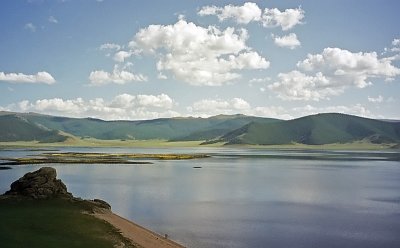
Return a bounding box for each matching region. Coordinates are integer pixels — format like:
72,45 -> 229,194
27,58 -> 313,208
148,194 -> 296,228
1,112 -> 399,145
0,114 -> 67,143
170,115 -> 281,141
1,112 -> 276,141
219,113 -> 400,145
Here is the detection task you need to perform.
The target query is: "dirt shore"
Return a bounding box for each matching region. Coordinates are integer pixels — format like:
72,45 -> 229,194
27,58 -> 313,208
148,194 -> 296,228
94,212 -> 185,248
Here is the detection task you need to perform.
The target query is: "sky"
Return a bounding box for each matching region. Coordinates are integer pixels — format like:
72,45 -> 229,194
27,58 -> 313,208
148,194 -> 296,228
0,0 -> 399,120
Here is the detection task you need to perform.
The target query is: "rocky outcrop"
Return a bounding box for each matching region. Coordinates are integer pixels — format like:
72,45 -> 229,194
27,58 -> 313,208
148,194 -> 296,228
4,167 -> 73,199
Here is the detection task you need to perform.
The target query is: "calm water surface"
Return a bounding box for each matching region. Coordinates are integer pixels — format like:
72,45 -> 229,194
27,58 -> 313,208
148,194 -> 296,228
1,147 -> 400,248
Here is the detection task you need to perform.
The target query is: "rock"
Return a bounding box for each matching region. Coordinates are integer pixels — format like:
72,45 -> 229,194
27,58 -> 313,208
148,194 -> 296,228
92,199 -> 112,210
4,167 -> 73,199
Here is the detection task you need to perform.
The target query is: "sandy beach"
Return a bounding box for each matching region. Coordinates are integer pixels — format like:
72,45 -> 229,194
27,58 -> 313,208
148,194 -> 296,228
94,212 -> 185,248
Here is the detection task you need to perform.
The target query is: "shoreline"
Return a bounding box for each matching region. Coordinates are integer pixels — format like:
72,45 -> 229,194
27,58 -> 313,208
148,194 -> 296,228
0,139 -> 398,151
94,211 -> 185,248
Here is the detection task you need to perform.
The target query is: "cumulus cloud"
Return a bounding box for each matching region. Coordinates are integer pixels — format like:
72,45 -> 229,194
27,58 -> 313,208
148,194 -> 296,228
292,104 -> 376,119
269,70 -> 336,101
392,38 -> 400,46
11,93 -> 178,120
390,38 -> 400,52
198,2 -> 262,24
48,16 -> 58,24
272,33 -> 301,49
99,43 -> 121,51
131,20 -> 269,86
262,7 -> 304,31
188,98 -> 249,116
0,71 -> 56,84
113,50 -> 133,62
249,77 -> 271,83
269,47 -> 400,101
89,65 -> 147,85
198,2 -> 304,31
157,72 -> 167,80
24,23 -> 36,32
136,94 -> 174,108
368,95 -> 384,103
187,97 -> 291,119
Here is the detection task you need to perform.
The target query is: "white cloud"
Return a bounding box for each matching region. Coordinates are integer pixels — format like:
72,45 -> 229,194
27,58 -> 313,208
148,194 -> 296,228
89,65 -> 147,85
252,106 -> 292,120
24,23 -> 36,32
10,94 -> 178,120
269,70 -> 335,101
48,16 -> 58,24
272,33 -> 301,49
270,47 -> 400,101
390,38 -> 400,52
99,43 -> 121,51
187,97 -> 291,119
262,7 -> 304,31
298,47 -> 400,86
188,98 -> 251,116
136,94 -> 174,108
0,71 -> 56,84
368,95 -> 384,103
232,97 -> 251,110
292,104 -> 377,119
132,20 -> 269,86
157,72 -> 167,80
198,3 -> 304,31
392,38 -> 400,46
198,2 -> 262,24
190,99 -> 230,114
113,51 -> 133,62
249,77 -> 271,83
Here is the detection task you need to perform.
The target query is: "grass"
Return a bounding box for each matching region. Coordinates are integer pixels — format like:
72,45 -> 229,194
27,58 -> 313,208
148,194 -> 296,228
0,138 -> 398,151
242,141 -> 398,150
0,152 -> 210,165
0,138 -> 204,148
0,197 -> 136,248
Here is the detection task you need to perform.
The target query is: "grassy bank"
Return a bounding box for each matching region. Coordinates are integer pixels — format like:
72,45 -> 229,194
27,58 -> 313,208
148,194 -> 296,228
0,138 -> 398,150
0,152 -> 210,166
0,197 -> 136,248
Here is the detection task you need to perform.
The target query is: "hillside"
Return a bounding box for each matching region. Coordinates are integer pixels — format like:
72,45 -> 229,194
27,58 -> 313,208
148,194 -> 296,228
0,114 -> 67,143
218,113 -> 400,145
170,115 -> 281,141
1,112 -> 399,146
0,112 -> 275,141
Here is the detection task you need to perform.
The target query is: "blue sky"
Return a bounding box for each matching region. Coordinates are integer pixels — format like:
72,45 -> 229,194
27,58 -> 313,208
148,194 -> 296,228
0,0 -> 399,120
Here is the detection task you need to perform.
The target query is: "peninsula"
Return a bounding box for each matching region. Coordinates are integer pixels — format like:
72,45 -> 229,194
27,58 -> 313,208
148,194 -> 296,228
0,167 -> 184,248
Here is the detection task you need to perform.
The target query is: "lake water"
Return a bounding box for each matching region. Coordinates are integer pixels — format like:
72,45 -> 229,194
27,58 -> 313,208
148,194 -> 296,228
1,147 -> 400,248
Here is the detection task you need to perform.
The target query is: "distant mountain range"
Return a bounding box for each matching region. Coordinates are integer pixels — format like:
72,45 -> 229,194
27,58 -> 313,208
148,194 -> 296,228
1,111 -> 399,145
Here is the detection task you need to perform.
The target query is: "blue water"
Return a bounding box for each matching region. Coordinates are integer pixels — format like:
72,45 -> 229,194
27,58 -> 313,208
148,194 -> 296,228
1,147 -> 400,248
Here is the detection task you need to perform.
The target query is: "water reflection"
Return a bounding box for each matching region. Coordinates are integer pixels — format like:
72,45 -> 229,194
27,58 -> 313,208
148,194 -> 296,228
1,148 -> 400,248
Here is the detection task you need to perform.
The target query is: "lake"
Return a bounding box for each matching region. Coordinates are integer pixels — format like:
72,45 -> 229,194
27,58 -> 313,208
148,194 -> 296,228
1,147 -> 400,248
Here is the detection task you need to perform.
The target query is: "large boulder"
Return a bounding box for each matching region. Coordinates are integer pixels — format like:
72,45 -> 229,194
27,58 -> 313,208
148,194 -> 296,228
4,167 -> 73,199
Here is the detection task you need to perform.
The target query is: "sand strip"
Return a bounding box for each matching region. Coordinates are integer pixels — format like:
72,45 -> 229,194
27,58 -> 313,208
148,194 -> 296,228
94,212 -> 185,248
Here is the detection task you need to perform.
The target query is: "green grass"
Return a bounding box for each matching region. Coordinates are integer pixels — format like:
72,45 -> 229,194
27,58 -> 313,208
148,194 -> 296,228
0,139 -> 204,148
0,197 -> 135,248
0,152 -> 210,165
240,141 -> 398,150
0,138 -> 398,150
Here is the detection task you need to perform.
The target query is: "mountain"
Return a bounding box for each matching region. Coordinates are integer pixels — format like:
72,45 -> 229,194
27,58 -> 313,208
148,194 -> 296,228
0,112 -> 276,141
217,113 -> 400,145
0,114 -> 67,143
1,111 -> 399,145
170,114 -> 281,141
